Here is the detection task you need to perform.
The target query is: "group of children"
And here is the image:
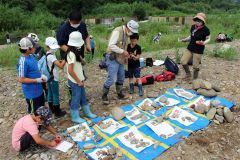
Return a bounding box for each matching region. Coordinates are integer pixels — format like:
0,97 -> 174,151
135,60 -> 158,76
12,28 -> 143,152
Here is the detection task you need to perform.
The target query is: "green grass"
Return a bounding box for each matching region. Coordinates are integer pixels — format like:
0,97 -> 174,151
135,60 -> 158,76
207,44 -> 239,60
1,13 -> 240,68
0,44 -> 19,69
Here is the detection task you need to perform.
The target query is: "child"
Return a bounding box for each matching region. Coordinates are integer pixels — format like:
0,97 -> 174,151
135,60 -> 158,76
17,37 -> 46,113
12,106 -> 61,152
127,33 -> 143,96
27,33 -> 48,102
66,31 -> 97,123
45,37 -> 66,118
90,35 -> 95,59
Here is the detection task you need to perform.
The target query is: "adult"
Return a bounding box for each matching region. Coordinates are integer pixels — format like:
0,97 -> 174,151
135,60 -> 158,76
102,20 -> 139,105
12,106 -> 60,152
180,13 -> 210,80
57,10 -> 91,60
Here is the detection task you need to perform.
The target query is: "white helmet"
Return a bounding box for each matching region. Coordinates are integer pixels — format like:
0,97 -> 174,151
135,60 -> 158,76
27,33 -> 39,42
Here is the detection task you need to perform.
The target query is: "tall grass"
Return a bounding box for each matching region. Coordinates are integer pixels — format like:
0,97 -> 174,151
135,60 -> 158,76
207,44 -> 239,60
0,44 -> 19,69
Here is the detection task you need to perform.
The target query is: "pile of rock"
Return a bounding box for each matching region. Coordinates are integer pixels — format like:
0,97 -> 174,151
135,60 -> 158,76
192,100 -> 234,124
192,79 -> 221,97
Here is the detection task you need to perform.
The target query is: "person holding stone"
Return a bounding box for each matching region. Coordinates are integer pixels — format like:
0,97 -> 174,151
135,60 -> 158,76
102,20 -> 139,105
12,106 -> 61,152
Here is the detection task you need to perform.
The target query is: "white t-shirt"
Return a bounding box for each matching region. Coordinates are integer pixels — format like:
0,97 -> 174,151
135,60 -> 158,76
67,51 -> 85,83
46,53 -> 59,81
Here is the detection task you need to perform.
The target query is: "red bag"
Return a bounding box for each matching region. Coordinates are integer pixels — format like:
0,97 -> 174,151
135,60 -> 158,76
155,71 -> 175,81
136,74 -> 154,86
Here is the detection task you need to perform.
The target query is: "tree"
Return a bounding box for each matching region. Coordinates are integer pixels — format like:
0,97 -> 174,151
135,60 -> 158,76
133,7 -> 146,20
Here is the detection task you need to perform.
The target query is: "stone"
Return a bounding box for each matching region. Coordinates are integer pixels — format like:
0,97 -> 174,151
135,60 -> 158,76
26,154 -> 32,159
0,118 -> 4,124
213,120 -> 220,125
197,89 -> 217,97
200,81 -> 212,90
212,85 -> 221,92
30,154 -> 39,159
207,108 -> 217,120
147,91 -> 158,98
216,108 -> 223,116
108,146 -> 116,155
210,100 -> 221,108
158,96 -> 168,103
215,114 -> 224,123
4,111 -> 10,117
83,143 -> 96,149
204,105 -> 211,113
40,153 -> 49,160
194,105 -> 205,114
110,107 -> 125,121
223,107 -> 234,123
192,79 -> 202,90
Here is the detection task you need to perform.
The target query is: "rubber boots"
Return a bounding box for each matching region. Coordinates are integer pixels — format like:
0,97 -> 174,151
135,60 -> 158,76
54,105 -> 66,118
116,84 -> 127,99
182,65 -> 191,81
102,86 -> 110,105
70,109 -> 86,124
193,68 -> 199,79
129,83 -> 134,94
138,84 -> 144,96
83,105 -> 97,119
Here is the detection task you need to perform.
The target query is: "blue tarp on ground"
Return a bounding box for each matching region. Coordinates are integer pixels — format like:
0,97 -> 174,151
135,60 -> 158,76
71,87 -> 235,160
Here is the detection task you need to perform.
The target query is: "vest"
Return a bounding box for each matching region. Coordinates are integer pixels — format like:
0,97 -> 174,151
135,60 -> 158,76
107,26 -> 128,64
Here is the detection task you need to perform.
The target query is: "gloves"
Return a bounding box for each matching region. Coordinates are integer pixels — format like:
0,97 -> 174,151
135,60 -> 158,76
35,78 -> 43,83
35,75 -> 48,83
41,74 -> 48,82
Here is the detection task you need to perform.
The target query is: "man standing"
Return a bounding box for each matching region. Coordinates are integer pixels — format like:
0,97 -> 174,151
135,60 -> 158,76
57,10 -> 91,59
102,20 -> 139,105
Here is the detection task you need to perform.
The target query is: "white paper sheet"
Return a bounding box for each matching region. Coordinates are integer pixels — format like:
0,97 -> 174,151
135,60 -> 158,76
125,108 -> 150,125
173,88 -> 195,100
55,141 -> 73,152
96,118 -> 126,135
154,96 -> 180,106
169,107 -> 198,126
184,96 -> 210,108
137,98 -> 154,109
153,60 -> 164,66
146,121 -> 176,139
88,146 -> 111,160
118,126 -> 153,153
67,122 -> 93,142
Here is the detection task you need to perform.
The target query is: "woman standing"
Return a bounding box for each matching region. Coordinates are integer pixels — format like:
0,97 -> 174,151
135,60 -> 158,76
180,13 -> 210,80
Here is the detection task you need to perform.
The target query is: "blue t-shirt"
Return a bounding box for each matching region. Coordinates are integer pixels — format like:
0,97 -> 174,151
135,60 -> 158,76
56,21 -> 88,59
16,54 -> 43,99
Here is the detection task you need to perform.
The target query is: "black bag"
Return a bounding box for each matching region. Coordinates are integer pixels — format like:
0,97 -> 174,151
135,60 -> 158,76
146,57 -> 153,67
164,56 -> 179,74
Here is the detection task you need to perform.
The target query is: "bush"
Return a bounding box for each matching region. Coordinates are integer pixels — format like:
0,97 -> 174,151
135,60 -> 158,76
133,8 -> 146,20
152,0 -> 174,10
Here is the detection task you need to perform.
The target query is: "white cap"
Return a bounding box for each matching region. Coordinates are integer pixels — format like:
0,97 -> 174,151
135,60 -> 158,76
127,20 -> 139,33
19,37 -> 33,50
68,31 -> 84,47
27,33 -> 39,42
45,37 -> 59,49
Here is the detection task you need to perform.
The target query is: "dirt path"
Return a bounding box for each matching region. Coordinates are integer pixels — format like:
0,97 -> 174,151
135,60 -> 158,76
0,41 -> 239,160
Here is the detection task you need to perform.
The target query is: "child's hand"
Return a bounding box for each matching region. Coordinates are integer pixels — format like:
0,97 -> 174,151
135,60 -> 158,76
48,141 -> 57,147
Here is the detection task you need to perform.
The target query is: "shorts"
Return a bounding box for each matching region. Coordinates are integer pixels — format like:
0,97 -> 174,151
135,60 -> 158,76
128,67 -> 141,78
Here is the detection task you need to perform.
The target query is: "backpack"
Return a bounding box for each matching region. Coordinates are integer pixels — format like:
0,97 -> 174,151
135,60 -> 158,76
146,57 -> 153,67
155,71 -> 175,81
164,56 -> 179,74
136,74 -> 154,86
38,53 -> 54,82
